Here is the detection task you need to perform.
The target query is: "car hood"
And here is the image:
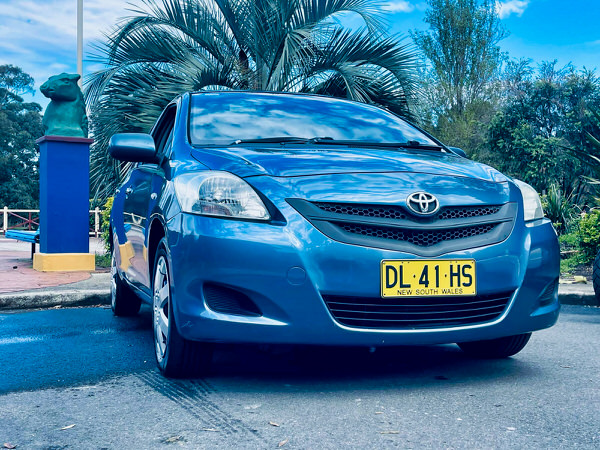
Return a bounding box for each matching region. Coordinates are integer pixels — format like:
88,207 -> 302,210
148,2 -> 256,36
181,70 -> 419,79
191,146 -> 508,183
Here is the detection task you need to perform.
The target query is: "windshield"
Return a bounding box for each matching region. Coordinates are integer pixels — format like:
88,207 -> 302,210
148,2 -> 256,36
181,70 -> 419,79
189,92 -> 437,147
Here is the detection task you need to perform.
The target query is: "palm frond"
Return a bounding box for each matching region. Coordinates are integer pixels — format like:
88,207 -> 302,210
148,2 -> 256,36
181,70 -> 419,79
290,0 -> 387,34
85,0 -> 418,201
294,28 -> 417,116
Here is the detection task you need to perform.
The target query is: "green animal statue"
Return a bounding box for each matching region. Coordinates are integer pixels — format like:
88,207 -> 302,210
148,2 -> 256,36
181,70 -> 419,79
40,73 -> 88,138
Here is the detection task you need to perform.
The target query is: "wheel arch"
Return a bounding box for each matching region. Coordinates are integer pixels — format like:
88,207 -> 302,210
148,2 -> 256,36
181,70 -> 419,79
148,217 -> 166,280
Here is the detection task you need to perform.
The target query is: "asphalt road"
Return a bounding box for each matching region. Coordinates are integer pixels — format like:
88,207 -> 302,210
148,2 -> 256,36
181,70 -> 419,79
0,305 -> 598,449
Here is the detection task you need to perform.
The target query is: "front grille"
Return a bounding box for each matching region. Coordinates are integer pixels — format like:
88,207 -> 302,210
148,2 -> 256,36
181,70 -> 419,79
338,222 -> 497,247
323,292 -> 513,329
286,198 -> 516,256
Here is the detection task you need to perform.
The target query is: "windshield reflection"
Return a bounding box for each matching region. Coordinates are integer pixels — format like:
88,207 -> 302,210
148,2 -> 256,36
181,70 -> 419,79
189,93 -> 436,146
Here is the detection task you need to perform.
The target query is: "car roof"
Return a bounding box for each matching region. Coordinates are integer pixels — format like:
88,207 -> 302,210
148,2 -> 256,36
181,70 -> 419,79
186,90 -> 378,107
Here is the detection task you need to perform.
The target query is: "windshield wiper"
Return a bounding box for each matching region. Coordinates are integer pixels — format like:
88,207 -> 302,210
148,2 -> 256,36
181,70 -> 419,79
230,136 -> 334,145
309,139 -> 444,151
228,137 -> 443,151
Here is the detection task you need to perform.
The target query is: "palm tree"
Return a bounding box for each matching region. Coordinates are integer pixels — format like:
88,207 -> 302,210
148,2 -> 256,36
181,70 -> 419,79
86,0 -> 419,199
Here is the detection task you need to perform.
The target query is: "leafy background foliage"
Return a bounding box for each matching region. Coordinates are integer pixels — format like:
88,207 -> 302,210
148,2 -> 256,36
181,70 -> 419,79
0,65 -> 43,209
577,210 -> 600,262
480,62 -> 600,202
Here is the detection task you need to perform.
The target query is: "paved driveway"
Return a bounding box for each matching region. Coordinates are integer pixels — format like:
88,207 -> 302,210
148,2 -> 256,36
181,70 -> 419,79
0,305 -> 598,449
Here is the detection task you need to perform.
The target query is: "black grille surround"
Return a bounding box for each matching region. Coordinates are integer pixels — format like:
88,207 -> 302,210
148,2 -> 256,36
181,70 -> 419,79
287,199 -> 517,257
322,292 -> 514,329
538,278 -> 559,307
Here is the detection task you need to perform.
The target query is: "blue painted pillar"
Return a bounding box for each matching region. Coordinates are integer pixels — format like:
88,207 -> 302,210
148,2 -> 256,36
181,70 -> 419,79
36,136 -> 93,254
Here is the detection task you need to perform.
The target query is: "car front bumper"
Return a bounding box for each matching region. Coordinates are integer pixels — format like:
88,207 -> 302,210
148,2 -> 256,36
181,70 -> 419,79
165,209 -> 559,347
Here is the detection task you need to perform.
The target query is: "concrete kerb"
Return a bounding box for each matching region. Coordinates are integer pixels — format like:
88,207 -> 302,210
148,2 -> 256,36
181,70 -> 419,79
558,283 -> 599,307
0,272 -> 111,310
0,273 -> 598,311
0,289 -> 110,310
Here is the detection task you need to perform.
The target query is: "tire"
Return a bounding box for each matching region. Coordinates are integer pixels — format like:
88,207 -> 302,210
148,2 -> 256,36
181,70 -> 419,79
110,238 -> 142,317
153,238 -> 213,378
457,333 -> 532,358
592,250 -> 600,306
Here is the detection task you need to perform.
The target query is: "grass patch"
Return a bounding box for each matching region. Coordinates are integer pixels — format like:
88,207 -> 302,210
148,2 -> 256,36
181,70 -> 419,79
560,254 -> 584,276
95,253 -> 111,269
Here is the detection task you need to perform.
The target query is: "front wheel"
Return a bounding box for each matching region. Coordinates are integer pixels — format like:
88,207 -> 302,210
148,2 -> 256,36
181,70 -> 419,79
153,238 -> 213,378
457,333 -> 532,358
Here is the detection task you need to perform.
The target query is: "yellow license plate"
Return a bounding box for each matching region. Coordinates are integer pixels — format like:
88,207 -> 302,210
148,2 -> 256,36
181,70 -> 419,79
381,260 -> 476,298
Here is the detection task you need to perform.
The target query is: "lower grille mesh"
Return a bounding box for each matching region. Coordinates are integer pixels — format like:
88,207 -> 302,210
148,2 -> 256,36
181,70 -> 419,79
338,222 -> 497,247
323,292 -> 513,329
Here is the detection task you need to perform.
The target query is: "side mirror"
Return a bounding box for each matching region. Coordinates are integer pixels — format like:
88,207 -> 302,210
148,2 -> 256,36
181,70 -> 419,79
448,147 -> 467,158
109,133 -> 159,163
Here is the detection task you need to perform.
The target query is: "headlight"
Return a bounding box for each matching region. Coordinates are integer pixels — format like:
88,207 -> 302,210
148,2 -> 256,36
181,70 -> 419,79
514,179 -> 544,221
174,171 -> 270,220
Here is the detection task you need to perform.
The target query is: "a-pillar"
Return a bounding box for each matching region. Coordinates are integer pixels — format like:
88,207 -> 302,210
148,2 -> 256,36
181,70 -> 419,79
33,135 -> 95,271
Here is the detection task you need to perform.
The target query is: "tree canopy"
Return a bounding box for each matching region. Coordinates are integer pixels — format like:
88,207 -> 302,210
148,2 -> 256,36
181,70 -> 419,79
481,61 -> 600,201
411,0 -> 506,154
0,65 -> 43,209
411,0 -> 506,116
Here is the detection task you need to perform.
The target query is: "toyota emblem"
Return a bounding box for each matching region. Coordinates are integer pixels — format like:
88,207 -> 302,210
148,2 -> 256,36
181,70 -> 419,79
406,192 -> 440,215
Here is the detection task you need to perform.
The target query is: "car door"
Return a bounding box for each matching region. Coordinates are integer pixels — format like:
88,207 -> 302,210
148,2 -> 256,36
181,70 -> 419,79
122,106 -> 176,293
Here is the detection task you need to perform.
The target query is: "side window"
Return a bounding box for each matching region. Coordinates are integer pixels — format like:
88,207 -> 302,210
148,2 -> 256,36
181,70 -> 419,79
151,106 -> 177,161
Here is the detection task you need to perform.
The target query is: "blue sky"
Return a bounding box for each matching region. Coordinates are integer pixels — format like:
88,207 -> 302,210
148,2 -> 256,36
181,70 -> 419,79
387,0 -> 600,70
1,0 -> 599,109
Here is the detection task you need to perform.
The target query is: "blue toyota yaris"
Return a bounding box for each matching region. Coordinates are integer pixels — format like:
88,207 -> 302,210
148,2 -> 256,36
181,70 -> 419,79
108,91 -> 559,377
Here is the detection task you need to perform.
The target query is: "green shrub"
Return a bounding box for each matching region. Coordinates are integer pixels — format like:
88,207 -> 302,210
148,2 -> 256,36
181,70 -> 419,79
558,229 -> 583,276
577,209 -> 600,262
101,197 -> 114,253
541,184 -> 580,234
559,230 -> 579,251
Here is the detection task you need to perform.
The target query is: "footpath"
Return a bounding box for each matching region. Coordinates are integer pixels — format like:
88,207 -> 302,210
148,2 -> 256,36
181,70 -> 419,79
0,236 -> 597,311
0,236 -> 110,310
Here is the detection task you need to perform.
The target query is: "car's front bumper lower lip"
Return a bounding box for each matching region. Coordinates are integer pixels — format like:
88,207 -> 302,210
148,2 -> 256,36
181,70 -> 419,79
166,212 -> 559,346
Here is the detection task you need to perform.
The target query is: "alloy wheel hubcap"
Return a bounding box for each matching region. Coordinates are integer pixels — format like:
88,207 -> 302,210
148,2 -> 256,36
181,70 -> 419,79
153,256 -> 170,363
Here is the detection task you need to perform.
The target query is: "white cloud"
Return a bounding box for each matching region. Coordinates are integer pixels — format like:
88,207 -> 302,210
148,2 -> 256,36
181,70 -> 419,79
0,0 -> 130,45
0,0 -> 138,105
383,1 -> 415,13
496,0 -> 530,19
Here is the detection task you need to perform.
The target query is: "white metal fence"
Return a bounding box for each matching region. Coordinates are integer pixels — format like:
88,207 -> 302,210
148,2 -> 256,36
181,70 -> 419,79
1,206 -> 102,237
